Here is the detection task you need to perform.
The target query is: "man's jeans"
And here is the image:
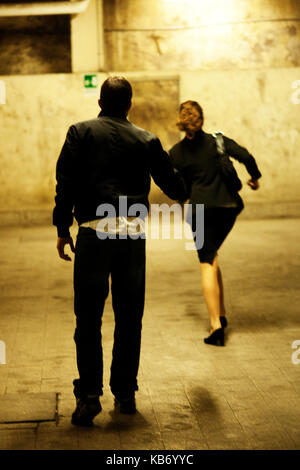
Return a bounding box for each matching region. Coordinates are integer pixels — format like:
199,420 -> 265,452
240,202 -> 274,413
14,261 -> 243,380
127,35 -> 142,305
73,227 -> 146,398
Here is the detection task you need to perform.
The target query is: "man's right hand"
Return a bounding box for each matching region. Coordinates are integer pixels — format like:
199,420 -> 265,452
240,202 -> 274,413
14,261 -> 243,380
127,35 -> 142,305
57,236 -> 75,261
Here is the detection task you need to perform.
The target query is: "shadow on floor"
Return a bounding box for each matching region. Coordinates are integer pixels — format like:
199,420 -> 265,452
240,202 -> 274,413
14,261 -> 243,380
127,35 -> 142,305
187,386 -> 220,413
104,409 -> 151,432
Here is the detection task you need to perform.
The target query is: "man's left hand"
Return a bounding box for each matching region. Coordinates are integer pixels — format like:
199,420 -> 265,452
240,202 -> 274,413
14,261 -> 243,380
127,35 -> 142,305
57,236 -> 75,261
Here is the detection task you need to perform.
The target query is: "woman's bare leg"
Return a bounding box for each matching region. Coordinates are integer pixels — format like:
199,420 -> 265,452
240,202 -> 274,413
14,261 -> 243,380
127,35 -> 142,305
200,256 -> 222,332
217,266 -> 226,317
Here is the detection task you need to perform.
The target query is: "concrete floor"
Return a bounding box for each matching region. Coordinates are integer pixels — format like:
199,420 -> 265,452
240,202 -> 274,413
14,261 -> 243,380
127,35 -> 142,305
0,217 -> 300,450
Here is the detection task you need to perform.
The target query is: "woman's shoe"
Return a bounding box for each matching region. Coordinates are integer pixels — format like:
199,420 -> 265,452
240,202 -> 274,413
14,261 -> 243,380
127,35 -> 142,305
204,328 -> 225,346
220,316 -> 227,328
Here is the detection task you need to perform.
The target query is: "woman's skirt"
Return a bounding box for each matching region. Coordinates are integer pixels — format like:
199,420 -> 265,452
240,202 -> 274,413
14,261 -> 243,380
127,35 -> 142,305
191,207 -> 238,264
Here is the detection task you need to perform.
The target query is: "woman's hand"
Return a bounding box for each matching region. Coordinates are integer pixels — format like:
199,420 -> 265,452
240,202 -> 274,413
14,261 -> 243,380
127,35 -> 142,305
247,178 -> 260,190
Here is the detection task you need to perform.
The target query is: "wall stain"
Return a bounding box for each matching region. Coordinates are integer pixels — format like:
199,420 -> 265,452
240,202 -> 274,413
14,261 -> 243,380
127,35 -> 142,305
287,25 -> 297,36
257,75 -> 266,102
252,43 -> 263,63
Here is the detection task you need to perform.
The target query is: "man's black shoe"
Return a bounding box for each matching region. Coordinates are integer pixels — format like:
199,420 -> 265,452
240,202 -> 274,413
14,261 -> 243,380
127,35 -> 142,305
71,397 -> 102,426
114,395 -> 136,414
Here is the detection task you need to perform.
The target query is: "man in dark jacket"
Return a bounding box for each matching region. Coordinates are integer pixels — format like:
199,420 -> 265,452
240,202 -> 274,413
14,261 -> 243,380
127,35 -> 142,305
53,76 -> 186,426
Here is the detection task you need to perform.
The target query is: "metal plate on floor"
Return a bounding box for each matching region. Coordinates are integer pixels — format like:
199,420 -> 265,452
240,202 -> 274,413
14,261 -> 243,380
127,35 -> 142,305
0,393 -> 58,424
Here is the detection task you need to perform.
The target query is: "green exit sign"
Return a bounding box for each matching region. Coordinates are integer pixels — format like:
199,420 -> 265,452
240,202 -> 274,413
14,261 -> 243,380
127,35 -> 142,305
83,74 -> 99,96
84,74 -> 98,88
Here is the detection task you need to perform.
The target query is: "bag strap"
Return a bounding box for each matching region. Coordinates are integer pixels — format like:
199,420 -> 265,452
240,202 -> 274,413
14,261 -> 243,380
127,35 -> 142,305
212,131 -> 225,155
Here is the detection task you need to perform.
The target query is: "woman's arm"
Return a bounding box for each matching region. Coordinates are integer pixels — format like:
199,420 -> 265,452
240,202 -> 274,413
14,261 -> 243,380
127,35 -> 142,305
223,136 -> 262,189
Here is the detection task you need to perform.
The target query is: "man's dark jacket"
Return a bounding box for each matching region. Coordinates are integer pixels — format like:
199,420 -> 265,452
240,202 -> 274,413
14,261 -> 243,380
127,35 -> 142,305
53,112 -> 187,237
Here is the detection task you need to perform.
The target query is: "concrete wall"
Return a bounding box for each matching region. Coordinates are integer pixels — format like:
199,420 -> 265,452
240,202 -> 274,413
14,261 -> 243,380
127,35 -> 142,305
104,0 -> 300,71
1,68 -> 299,225
0,0 -> 300,225
0,15 -> 71,75
0,73 -> 181,225
0,73 -> 104,226
102,0 -> 300,218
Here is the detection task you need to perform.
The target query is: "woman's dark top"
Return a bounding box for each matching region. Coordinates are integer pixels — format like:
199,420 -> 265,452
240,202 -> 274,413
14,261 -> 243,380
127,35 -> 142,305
169,130 -> 262,209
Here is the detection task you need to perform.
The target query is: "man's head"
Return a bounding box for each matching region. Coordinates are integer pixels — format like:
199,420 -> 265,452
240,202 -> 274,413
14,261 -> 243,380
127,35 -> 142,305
99,76 -> 132,117
176,100 -> 204,139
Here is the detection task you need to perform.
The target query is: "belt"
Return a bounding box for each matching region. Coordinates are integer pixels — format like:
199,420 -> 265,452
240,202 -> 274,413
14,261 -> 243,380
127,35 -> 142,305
80,216 -> 145,235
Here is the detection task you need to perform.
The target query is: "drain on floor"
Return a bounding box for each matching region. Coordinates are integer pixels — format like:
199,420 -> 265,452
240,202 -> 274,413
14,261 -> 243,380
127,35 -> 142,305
0,392 -> 59,425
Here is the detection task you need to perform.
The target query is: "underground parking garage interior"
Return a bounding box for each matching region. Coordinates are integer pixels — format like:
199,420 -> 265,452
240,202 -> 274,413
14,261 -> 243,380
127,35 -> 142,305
0,0 -> 300,455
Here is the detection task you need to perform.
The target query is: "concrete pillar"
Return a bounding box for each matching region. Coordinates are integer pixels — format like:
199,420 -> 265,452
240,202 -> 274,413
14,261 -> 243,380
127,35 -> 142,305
71,0 -> 105,72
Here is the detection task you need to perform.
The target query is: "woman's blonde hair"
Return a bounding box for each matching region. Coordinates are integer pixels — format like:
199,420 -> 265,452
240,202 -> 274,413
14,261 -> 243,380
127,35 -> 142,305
176,100 -> 204,139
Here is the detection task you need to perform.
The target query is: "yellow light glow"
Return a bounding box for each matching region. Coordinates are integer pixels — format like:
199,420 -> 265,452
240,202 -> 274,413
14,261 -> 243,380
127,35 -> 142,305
163,0 -> 197,3
163,0 -> 188,3
163,0 -> 234,25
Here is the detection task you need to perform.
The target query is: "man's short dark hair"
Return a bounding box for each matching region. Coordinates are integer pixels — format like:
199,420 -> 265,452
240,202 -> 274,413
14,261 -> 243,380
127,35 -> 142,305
100,76 -> 132,116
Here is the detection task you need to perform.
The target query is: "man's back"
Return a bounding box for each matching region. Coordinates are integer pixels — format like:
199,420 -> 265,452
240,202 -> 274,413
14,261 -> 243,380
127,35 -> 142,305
72,113 -> 155,207
53,113 -> 187,237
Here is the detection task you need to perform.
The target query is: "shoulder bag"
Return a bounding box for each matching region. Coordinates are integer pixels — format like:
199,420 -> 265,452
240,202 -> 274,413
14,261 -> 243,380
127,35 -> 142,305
213,132 -> 242,193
